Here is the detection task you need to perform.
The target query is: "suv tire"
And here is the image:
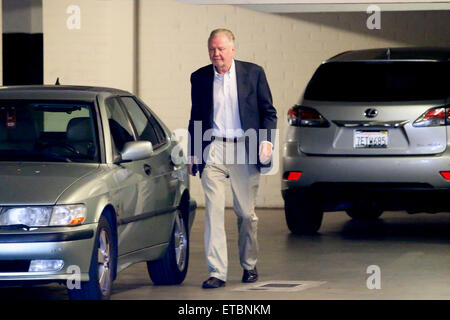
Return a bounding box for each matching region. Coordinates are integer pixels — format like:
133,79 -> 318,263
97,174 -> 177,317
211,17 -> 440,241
284,195 -> 323,235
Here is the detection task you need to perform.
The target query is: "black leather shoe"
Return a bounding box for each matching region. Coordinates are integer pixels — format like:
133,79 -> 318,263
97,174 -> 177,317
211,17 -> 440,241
202,277 -> 226,289
242,268 -> 258,283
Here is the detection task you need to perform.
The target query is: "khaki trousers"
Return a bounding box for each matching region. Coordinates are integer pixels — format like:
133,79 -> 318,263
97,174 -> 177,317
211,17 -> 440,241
201,140 -> 260,281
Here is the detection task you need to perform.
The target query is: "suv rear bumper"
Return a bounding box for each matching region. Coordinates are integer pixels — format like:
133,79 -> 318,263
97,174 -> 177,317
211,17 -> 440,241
282,185 -> 450,213
282,146 -> 450,212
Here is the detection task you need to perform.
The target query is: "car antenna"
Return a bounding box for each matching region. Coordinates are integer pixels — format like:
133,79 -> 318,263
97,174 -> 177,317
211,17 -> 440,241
386,48 -> 391,60
55,77 -> 60,85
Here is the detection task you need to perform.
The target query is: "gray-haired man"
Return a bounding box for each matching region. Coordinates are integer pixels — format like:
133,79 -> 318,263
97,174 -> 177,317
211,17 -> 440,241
188,29 -> 277,288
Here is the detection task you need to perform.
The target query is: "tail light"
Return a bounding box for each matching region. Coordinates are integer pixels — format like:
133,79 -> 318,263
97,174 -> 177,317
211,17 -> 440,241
287,105 -> 330,127
284,171 -> 302,181
413,106 -> 450,127
440,172 -> 450,180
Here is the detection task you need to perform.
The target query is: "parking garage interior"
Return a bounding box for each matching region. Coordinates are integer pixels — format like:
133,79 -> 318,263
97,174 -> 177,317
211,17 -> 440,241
0,0 -> 450,303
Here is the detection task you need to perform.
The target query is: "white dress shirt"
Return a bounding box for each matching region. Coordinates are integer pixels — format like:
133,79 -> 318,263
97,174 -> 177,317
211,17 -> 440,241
212,60 -> 243,138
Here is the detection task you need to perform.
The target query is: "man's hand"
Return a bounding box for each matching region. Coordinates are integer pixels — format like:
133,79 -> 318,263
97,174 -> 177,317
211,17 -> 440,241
259,141 -> 273,165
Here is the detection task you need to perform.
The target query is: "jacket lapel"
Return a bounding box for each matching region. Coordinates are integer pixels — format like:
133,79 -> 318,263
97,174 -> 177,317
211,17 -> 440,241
235,60 -> 249,130
204,66 -> 214,128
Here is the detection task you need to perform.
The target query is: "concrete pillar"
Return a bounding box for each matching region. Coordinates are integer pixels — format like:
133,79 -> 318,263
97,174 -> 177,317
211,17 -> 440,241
2,0 -> 43,85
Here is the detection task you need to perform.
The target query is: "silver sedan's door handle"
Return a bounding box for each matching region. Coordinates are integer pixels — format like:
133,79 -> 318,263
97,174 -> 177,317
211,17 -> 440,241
143,164 -> 152,176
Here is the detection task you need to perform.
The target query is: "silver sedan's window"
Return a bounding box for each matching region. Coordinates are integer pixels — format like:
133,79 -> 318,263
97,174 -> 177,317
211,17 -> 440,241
104,97 -> 135,151
120,97 -> 159,146
0,100 -> 98,163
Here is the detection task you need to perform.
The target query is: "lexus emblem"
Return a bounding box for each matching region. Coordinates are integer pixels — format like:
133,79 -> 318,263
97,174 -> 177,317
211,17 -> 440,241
364,108 -> 378,118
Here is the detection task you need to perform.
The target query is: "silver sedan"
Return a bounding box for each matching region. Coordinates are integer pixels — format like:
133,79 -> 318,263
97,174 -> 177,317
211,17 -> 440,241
0,86 -> 196,299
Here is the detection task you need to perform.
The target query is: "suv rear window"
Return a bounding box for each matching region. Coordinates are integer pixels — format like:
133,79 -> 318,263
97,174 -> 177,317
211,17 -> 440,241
304,61 -> 449,102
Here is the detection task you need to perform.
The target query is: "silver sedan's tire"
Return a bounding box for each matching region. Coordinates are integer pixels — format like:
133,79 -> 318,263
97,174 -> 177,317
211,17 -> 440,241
67,215 -> 116,300
147,211 -> 189,285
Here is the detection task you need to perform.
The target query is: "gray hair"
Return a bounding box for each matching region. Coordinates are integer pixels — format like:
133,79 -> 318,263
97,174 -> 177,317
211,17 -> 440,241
208,28 -> 235,46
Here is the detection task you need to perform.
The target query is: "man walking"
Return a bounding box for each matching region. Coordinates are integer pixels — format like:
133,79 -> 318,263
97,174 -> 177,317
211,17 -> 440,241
188,29 -> 277,289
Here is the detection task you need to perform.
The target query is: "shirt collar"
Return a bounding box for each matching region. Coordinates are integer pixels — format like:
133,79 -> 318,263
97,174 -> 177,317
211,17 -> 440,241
213,59 -> 235,78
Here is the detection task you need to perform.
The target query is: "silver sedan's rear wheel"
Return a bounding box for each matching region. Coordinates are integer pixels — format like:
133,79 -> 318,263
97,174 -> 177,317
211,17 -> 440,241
68,215 -> 116,300
147,210 -> 189,285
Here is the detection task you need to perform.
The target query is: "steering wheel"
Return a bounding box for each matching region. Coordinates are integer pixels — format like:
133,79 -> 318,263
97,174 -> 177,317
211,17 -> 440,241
39,143 -> 79,155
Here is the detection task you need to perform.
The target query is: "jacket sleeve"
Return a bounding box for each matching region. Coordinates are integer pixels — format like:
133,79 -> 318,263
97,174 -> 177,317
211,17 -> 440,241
188,72 -> 202,161
256,66 -> 278,145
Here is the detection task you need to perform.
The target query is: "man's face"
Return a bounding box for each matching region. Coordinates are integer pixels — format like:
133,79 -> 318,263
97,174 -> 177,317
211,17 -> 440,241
208,34 -> 235,72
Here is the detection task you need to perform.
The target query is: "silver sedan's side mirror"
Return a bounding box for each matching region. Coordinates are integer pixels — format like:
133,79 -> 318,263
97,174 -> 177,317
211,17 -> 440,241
120,141 -> 153,162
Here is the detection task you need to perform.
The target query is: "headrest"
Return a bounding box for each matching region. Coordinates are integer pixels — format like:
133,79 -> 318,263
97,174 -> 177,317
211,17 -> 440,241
66,117 -> 93,142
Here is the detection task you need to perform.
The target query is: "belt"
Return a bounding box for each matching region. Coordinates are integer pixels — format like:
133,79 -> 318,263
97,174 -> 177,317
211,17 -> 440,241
212,136 -> 245,143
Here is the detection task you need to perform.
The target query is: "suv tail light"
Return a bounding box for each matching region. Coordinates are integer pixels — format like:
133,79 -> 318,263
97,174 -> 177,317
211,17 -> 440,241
284,171 -> 303,181
440,172 -> 450,180
287,105 -> 330,127
413,106 -> 450,127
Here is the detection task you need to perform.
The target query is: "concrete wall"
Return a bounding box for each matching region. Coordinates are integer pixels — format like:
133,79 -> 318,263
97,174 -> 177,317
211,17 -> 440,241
41,0 -> 450,207
2,0 -> 42,34
42,0 -> 134,91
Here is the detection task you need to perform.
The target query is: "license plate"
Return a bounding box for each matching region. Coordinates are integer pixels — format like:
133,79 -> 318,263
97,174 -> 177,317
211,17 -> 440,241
353,130 -> 388,148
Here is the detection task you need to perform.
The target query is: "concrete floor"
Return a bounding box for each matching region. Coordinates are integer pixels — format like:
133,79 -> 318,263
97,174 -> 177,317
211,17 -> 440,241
1,208 -> 450,300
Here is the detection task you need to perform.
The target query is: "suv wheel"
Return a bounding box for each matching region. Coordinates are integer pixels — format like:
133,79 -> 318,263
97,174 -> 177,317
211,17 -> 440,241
284,195 -> 323,235
147,211 -> 189,285
68,215 -> 116,300
346,204 -> 383,220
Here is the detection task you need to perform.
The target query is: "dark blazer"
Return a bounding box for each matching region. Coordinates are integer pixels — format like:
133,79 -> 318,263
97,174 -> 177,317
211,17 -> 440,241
188,60 -> 277,176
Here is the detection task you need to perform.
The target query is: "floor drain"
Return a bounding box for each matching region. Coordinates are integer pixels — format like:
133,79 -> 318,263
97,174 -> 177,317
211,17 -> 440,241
260,283 -> 300,288
233,281 -> 326,292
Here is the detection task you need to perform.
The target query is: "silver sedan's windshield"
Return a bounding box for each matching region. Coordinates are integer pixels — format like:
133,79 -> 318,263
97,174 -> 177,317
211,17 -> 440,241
0,100 -> 99,163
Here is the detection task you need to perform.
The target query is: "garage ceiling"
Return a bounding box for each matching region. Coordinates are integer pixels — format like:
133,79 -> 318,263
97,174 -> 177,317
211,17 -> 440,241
177,0 -> 450,12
